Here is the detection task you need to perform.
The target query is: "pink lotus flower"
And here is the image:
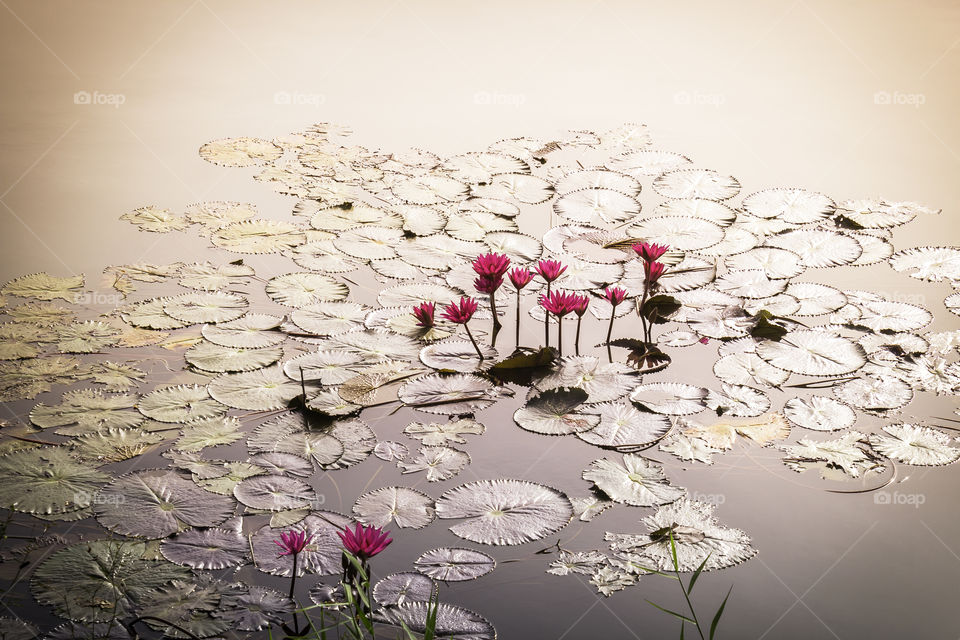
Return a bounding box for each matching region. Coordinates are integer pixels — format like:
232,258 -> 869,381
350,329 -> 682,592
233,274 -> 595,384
472,252 -> 511,279
440,297 -> 479,324
412,302 -> 435,328
604,286 -> 628,307
644,261 -> 666,285
275,530 -> 313,557
474,275 -> 504,295
632,242 -> 669,263
508,267 -> 534,290
337,523 -> 393,561
571,294 -> 590,317
535,259 -> 567,283
540,289 -> 578,317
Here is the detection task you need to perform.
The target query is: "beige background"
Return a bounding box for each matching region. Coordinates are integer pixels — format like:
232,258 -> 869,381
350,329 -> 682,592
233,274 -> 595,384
1,1 -> 959,638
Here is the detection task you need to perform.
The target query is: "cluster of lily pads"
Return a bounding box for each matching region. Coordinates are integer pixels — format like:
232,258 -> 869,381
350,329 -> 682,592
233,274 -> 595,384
1,121 -> 959,639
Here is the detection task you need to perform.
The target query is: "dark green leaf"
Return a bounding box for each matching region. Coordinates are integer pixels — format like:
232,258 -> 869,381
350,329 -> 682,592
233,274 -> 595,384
641,295 -> 682,324
710,586 -> 733,640
646,600 -> 696,624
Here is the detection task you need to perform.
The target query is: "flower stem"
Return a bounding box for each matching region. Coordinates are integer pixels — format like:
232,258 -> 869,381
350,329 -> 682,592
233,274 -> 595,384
489,291 -> 501,333
515,290 -> 522,350
557,318 -> 563,357
544,282 -> 551,348
606,310 -> 616,363
289,551 -> 301,634
464,322 -> 484,361
575,316 -> 582,356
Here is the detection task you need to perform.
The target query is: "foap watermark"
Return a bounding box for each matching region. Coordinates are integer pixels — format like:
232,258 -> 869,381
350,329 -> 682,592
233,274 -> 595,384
74,292 -> 125,306
673,90 -> 725,108
274,91 -> 326,107
874,491 -> 925,508
307,495 -> 327,510
73,90 -> 126,108
876,291 -> 927,306
690,491 -> 725,506
873,90 -> 925,108
473,90 -> 526,108
76,491 -> 125,506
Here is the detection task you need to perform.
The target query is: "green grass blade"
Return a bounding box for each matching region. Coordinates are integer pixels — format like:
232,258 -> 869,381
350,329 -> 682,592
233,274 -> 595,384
709,586 -> 733,640
669,531 -> 680,574
687,552 -> 712,594
646,600 -> 696,624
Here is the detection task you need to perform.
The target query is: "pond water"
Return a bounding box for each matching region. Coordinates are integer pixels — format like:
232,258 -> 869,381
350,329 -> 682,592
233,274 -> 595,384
2,3 -> 960,640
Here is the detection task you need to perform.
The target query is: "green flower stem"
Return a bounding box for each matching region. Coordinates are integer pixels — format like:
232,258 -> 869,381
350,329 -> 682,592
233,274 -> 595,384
463,322 -> 484,361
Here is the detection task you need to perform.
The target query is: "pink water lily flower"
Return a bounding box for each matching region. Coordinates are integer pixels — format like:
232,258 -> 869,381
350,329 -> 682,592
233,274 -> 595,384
275,530 -> 313,557
474,275 -> 504,295
535,259 -> 567,283
441,297 -> 479,324
337,523 -> 393,561
603,286 -> 628,307
412,301 -> 435,328
644,261 -> 666,285
508,267 -> 534,290
539,289 -> 578,317
632,242 -> 669,263
472,252 -> 511,279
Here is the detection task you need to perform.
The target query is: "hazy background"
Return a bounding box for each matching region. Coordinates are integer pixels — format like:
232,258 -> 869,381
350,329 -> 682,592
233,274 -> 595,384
1,1 -> 959,638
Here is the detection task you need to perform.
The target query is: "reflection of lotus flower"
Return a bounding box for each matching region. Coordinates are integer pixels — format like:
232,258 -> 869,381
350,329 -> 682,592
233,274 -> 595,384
540,289 -> 578,355
632,242 -> 669,263
441,297 -> 479,324
474,275 -> 503,295
337,523 -> 393,561
644,261 -> 666,285
571,294 -> 589,356
275,530 -> 313,556
508,267 -> 534,290
472,252 -> 511,279
412,302 -> 435,328
603,287 -> 628,348
535,259 -> 567,283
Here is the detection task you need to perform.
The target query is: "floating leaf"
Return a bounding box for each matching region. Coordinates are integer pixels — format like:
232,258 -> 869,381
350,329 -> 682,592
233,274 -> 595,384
163,291 -> 248,324
514,388 -> 599,435
605,498 -> 757,572
139,384 -> 227,423
414,547 -> 496,581
780,431 -> 876,478
868,423 -> 960,466
398,373 -> 499,415
32,540 -> 190,622
2,272 -> 85,302
582,454 -> 685,507
95,469 -> 235,538
353,486 -> 436,529
374,602 -> 496,640
403,418 -> 485,446
398,446 -> 471,482
0,447 -> 109,515
783,396 -> 856,431
757,330 -> 866,376
578,402 -> 671,449
373,572 -> 437,606
185,341 -> 283,373
435,479 -> 573,545
160,527 -> 248,569
234,475 -> 317,511
208,366 -> 306,410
